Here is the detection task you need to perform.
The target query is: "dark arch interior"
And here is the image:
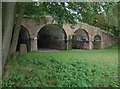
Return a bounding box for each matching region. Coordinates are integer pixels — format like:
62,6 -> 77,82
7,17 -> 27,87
16,26 -> 31,52
37,24 -> 67,50
93,35 -> 101,49
72,29 -> 89,49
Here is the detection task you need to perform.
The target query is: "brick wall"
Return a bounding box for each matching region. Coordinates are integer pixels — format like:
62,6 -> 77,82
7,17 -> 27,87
21,16 -> 118,51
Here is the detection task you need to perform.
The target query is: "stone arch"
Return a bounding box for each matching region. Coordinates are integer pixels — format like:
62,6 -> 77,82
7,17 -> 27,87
37,24 -> 67,50
16,25 -> 31,52
72,29 -> 89,49
93,35 -> 102,49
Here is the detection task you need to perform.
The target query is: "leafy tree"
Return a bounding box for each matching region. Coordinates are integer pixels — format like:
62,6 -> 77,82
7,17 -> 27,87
24,2 -> 114,25
104,2 -> 119,36
88,2 -> 119,36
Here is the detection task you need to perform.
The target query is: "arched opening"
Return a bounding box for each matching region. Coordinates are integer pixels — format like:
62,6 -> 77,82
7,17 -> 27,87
93,35 -> 101,49
72,29 -> 89,49
16,25 -> 31,52
37,24 -> 67,50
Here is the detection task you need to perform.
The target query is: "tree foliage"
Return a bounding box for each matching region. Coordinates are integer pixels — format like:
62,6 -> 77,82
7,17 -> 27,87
24,2 -> 114,26
104,3 -> 119,36
88,2 -> 119,36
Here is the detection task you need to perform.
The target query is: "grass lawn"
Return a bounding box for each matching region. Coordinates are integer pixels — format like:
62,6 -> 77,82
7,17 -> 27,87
3,45 -> 118,87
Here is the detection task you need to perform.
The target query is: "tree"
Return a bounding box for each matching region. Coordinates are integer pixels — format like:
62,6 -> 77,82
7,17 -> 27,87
2,2 -> 16,68
24,2 -> 114,26
9,3 -> 26,58
88,2 -> 119,36
104,2 -> 119,36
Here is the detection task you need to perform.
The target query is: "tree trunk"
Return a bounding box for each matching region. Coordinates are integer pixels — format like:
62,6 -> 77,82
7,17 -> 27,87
0,1 -> 2,87
9,3 -> 25,58
2,2 -> 6,34
2,2 -> 16,68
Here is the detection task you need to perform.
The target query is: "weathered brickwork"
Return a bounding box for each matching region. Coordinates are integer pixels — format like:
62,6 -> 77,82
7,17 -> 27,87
21,16 -> 118,51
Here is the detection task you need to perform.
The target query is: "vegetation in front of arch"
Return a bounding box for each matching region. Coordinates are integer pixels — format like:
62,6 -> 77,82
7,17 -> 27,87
2,45 -> 118,87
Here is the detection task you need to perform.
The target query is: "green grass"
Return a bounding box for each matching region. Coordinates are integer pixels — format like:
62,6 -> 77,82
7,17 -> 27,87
3,45 -> 118,87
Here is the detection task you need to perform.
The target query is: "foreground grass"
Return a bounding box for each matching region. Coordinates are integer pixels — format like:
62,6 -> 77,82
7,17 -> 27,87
3,45 -> 118,87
